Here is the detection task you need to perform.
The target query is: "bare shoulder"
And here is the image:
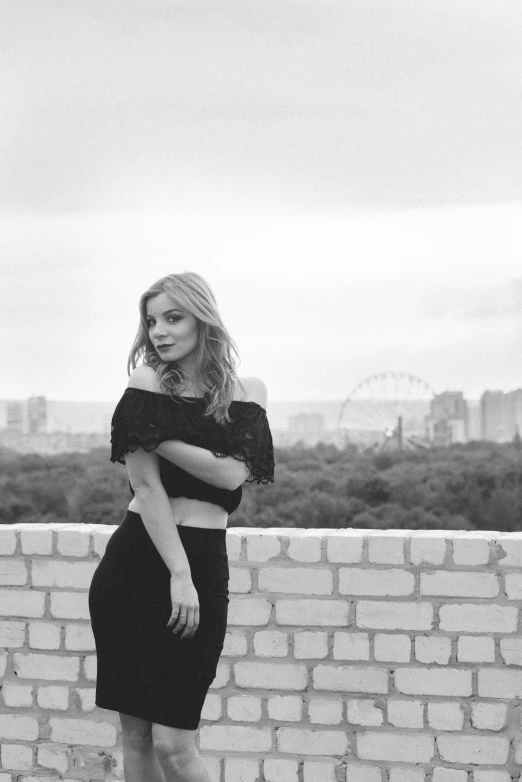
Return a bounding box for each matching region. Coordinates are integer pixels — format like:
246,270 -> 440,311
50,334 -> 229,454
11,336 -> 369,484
235,376 -> 268,410
127,365 -> 162,393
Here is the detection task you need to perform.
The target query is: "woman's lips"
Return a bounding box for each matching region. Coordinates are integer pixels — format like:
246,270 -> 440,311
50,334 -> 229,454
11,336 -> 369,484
157,344 -> 174,350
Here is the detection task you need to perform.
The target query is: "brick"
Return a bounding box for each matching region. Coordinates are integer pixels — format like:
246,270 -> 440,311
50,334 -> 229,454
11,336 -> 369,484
437,735 -> 508,765
36,744 -> 69,774
357,731 -> 433,763
308,697 -> 343,725
326,533 -> 363,563
76,688 -> 96,712
0,653 -> 5,677
28,622 -> 61,650
222,631 -> 248,657
20,527 -> 53,555
37,686 -> 69,710
208,662 -> 228,689
287,532 -> 322,562
427,702 -> 464,731
474,773 -> 511,782
264,758 -> 299,782
374,633 -> 410,663
500,636 -> 522,665
92,527 -> 114,558
305,759 -> 346,782
439,604 -> 517,633
333,632 -> 370,661
267,695 -> 302,722
32,560 -> 97,588
259,567 -> 332,595
0,715 -> 39,741
415,635 -> 451,665
387,699 -> 424,729
347,699 -> 383,726
505,573 -> 522,599
0,558 -> 27,585
253,631 -> 288,657
395,667 -> 472,696
50,591 -> 90,619
56,528 -> 90,556
0,744 -> 33,771
0,620 -> 26,647
478,668 -> 522,698
235,662 -> 308,691
410,535 -> 447,565
229,568 -> 252,593
313,665 -> 388,694
452,536 -> 490,565
346,765 -> 382,782
421,571 -> 498,598
340,568 -> 413,596
389,770 -> 425,782
276,599 -> 348,626
49,718 -> 117,746
432,770 -> 467,782
2,683 -> 33,707
201,693 -> 222,721
224,758 -> 259,782
0,527 -> 16,554
246,534 -> 280,562
228,598 -> 271,626
227,695 -> 262,722
471,702 -> 507,731
457,635 -> 495,663
200,725 -> 272,752
276,727 -> 348,755
14,653 -> 79,681
357,601 -> 432,630
204,756 -> 221,782
225,531 -> 243,561
368,534 -> 405,564
294,631 -> 328,659
497,536 -> 522,567
64,624 -> 95,651
0,589 -> 45,618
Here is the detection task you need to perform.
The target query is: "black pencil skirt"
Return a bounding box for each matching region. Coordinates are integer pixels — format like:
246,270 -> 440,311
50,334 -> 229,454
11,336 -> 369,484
88,510 -> 229,730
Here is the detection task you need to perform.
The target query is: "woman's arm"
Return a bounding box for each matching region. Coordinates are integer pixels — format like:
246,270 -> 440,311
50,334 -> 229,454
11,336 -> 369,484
155,440 -> 249,490
125,447 -> 199,639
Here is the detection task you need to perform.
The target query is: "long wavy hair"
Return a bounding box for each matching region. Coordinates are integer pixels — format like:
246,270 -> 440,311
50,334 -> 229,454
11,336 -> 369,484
127,272 -> 241,423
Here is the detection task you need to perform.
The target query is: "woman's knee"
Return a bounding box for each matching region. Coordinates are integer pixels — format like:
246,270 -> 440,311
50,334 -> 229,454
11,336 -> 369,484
152,723 -> 196,768
120,713 -> 153,750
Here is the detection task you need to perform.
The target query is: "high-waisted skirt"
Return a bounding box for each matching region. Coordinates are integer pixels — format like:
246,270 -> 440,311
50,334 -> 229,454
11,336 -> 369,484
88,509 -> 229,729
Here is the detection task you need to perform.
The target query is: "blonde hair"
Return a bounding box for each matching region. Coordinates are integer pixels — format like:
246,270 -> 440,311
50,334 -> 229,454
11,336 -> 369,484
127,272 -> 241,423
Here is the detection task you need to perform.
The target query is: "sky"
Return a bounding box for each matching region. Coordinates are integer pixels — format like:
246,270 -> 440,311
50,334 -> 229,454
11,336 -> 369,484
1,0 -> 521,402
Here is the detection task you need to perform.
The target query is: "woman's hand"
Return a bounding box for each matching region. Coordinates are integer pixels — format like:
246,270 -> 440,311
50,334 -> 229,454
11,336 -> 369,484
167,572 -> 200,639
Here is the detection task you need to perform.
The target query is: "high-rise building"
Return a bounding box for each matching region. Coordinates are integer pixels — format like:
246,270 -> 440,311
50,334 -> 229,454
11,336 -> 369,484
425,391 -> 468,447
480,391 -> 506,442
504,389 -> 522,440
6,401 -> 24,432
27,396 -> 47,435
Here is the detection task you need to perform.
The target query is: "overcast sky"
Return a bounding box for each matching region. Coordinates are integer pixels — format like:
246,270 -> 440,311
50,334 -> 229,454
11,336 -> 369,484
1,0 -> 521,401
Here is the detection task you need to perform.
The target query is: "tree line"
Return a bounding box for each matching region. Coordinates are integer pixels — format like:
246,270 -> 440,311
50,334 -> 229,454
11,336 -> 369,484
1,441 -> 522,531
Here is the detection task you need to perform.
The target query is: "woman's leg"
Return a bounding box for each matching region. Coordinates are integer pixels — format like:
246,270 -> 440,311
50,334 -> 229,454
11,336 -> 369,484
120,713 -> 166,782
152,723 -> 211,782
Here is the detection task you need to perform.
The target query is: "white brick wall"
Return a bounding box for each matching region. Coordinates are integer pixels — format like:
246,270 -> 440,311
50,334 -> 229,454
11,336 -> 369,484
1,524 -> 522,781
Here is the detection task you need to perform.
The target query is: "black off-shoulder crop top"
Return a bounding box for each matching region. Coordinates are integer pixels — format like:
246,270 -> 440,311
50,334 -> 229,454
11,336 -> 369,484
110,387 -> 274,514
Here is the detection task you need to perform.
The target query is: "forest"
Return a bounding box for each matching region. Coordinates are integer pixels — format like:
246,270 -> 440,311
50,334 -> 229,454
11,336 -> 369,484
1,440 -> 522,532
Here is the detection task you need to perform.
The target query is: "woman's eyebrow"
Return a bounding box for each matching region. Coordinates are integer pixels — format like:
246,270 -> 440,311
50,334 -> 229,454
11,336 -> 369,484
146,308 -> 183,318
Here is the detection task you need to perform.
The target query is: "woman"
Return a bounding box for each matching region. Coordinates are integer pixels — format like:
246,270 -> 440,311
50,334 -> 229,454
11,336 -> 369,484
89,271 -> 274,782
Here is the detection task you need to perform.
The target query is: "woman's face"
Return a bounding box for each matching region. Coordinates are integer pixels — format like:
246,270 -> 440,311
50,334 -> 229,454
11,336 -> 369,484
145,292 -> 199,366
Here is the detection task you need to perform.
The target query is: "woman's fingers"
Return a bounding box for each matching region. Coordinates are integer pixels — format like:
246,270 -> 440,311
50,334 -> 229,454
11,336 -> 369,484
169,603 -> 199,638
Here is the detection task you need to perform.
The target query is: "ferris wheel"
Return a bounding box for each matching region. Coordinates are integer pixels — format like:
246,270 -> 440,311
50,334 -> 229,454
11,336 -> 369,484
337,372 -> 436,451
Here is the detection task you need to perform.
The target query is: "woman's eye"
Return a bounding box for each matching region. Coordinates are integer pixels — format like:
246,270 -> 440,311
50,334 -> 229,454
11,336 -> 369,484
168,316 -> 181,323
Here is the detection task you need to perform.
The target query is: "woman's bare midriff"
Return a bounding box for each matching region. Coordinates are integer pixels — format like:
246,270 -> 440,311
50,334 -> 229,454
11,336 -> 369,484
127,495 -> 228,530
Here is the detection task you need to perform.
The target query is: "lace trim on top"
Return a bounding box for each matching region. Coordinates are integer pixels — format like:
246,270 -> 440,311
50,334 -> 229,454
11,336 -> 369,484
110,388 -> 274,485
